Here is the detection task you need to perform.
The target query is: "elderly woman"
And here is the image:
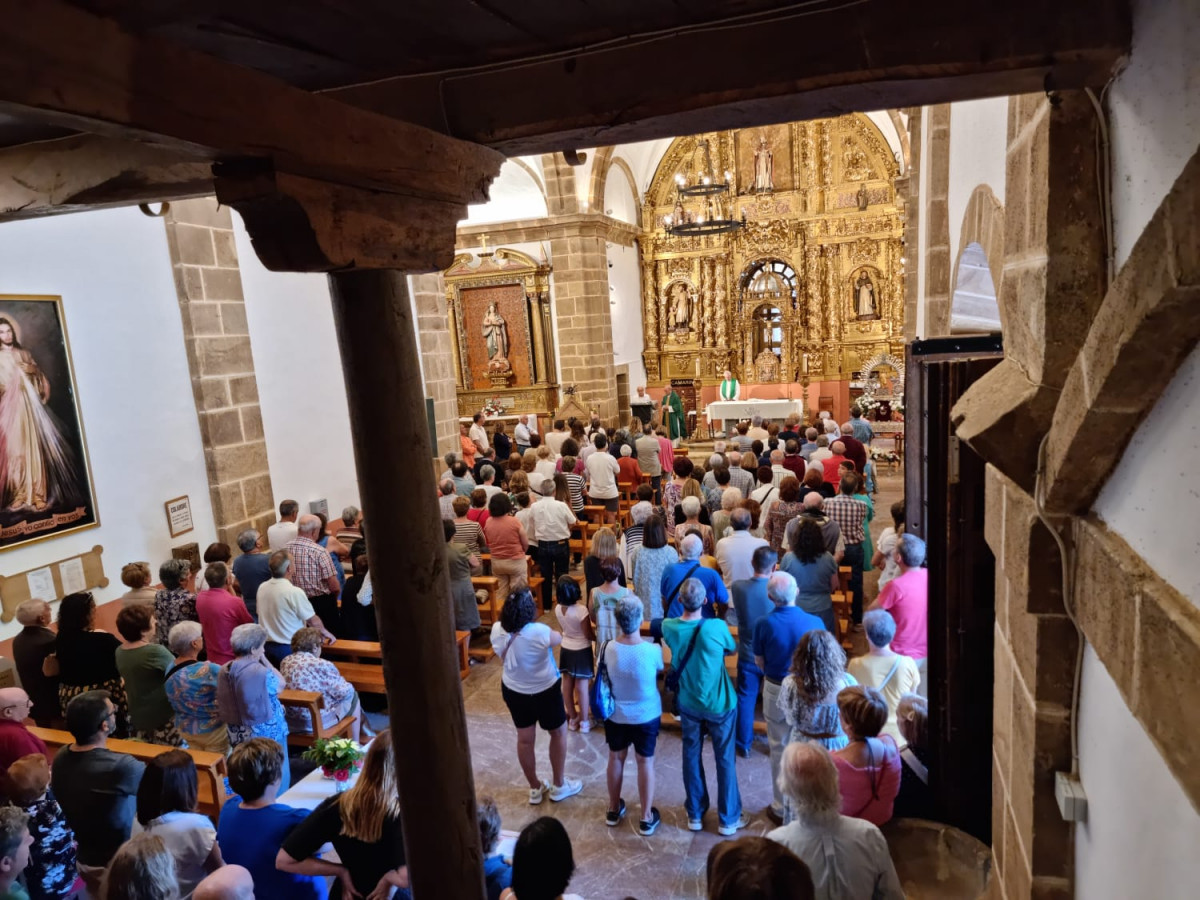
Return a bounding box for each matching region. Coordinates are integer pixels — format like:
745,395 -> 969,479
459,421 -> 477,468
660,457 -> 693,537
630,514 -> 678,623
101,833 -> 180,900
678,496 -> 715,555
493,420 -> 512,462
533,444 -> 557,491
490,588 -> 581,806
602,594 -> 665,835
115,605 -> 183,746
831,685 -> 901,825
281,627 -> 370,743
780,518 -> 840,632
485,492 -> 531,602
585,527 -> 625,596
118,562 -> 156,608
711,488 -> 743,542
452,495 -> 488,567
847,610 -> 921,744
764,476 -> 805,555
45,591 -> 129,737
617,503 -> 652,574
164,621 -> 228,753
768,743 -> 904,899
217,624 -> 290,791
443,520 -> 482,633
894,693 -> 932,819
154,558 -> 197,646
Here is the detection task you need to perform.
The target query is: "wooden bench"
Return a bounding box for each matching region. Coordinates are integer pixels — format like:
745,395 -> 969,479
30,727 -> 229,819
278,689 -> 356,747
471,575 -> 501,625
321,639 -> 382,663
331,631 -> 470,687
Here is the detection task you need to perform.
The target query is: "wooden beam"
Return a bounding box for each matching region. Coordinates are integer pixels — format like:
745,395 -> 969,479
0,134 -> 212,220
334,0 -> 1130,155
214,169 -> 463,272
0,0 -> 503,205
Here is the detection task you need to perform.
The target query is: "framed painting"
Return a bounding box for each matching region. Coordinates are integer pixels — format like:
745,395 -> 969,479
0,295 -> 98,551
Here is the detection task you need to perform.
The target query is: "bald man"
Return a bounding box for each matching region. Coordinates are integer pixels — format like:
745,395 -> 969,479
194,864 -> 255,900
783,492 -> 845,562
286,514 -> 343,636
0,688 -> 47,771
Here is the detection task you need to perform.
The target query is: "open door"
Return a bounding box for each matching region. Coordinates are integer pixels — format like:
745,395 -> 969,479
905,334 -> 1003,844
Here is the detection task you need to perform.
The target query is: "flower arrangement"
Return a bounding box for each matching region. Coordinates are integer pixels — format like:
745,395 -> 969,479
481,396 -> 505,417
303,737 -> 365,786
870,446 -> 900,464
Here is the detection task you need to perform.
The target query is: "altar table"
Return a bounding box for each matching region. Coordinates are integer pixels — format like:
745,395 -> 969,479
705,398 -> 803,423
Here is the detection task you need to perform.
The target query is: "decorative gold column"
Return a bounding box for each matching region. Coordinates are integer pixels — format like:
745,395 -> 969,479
529,292 -> 547,383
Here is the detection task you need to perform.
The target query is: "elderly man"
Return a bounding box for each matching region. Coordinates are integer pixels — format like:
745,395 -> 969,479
754,572 -> 825,822
779,414 -> 801,447
196,562 -> 253,665
798,428 -> 820,461
730,546 -> 777,757
231,529 -> 271,621
438,479 -> 458,520
844,405 -> 876,445
821,441 -> 851,484
662,534 -> 729,618
630,385 -> 657,426
786,492 -> 845,562
478,465 -> 503,500
438,451 -> 460,483
662,578 -> 745,836
257,550 -> 336,667
779,439 -> 807,480
722,452 -> 753,498
514,415 -> 532,455
869,534 -> 929,693
450,461 -> 476,497
286,515 -> 343,636
266,499 -> 299,551
825,476 -> 870,624
701,454 -> 726,492
194,864 -> 256,900
769,743 -> 904,898
12,600 -> 58,726
747,415 -> 769,444
0,687 -> 47,769
837,423 -> 868,476
635,424 -> 663,502
768,449 -> 790,487
472,447 -> 498,484
545,419 -> 570,457
715,508 -> 769,587
807,434 -> 832,469
469,411 -> 489,455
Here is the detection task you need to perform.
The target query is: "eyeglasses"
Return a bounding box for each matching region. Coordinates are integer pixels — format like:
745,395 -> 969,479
1,699 -> 33,712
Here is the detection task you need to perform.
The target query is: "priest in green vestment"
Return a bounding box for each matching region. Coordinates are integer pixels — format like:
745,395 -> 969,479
662,387 -> 686,442
719,369 -> 740,401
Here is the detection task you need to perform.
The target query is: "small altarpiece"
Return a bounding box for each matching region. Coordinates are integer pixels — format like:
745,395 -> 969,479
640,114 -> 906,390
444,248 -> 558,419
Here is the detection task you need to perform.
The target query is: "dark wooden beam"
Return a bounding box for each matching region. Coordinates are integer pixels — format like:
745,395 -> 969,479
0,135 -> 212,220
334,0 -> 1130,155
0,0 -> 503,205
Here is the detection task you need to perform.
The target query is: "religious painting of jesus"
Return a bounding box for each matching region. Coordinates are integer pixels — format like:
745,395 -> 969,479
0,295 -> 97,551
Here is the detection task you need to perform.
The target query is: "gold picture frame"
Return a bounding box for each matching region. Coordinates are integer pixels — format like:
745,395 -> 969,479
0,294 -> 99,551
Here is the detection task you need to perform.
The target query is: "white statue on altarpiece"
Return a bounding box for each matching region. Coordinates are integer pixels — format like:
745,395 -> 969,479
753,136 -> 774,192
670,283 -> 692,330
481,302 -> 509,361
855,271 -> 878,319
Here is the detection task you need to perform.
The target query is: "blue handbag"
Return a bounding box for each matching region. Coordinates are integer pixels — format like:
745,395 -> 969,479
591,641 -> 617,721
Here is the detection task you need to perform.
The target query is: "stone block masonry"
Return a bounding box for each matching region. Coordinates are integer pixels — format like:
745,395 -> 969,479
410,272 -> 461,458
163,197 -> 275,545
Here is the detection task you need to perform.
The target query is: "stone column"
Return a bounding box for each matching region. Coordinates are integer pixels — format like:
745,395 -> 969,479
923,104 -> 952,336
163,198 -> 275,544
328,269 -> 485,900
410,272 -> 460,457
898,106 -> 922,341
550,227 -> 617,419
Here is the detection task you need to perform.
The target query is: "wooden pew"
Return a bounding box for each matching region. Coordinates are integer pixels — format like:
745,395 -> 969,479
30,727 -> 229,820
321,640 -> 382,662
471,575 -> 501,626
278,689 -> 356,748
328,632 -> 469,686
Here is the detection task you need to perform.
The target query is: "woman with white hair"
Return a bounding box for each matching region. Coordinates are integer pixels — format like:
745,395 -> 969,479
678,496 -> 715,555
711,488 -> 743,542
847,610 -> 920,743
217,624 -> 290,790
164,621 -> 228,753
602,594 -> 665,835
768,742 -> 904,899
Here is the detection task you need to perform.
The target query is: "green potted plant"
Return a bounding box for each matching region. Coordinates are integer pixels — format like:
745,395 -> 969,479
302,737 -> 365,791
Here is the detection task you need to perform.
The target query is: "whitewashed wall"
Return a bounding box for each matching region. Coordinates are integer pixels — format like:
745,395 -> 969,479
0,208 -> 217,639
947,97 -> 1008,268
606,242 -> 646,391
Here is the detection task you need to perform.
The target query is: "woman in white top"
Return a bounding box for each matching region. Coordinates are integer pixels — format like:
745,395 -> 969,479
602,595 -> 665,835
533,445 -> 558,495
491,588 -> 583,805
846,610 -> 920,744
872,499 -> 906,589
135,749 -> 222,897
554,577 -> 595,733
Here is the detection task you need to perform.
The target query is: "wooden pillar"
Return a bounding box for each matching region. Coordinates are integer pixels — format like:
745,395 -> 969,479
327,269 -> 485,900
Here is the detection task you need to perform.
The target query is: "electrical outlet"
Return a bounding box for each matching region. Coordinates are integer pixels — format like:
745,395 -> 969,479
1055,772 -> 1088,823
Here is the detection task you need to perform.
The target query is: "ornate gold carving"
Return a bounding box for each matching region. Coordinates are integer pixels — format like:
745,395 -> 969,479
835,187 -> 890,209
841,135 -> 876,182
849,238 -> 879,264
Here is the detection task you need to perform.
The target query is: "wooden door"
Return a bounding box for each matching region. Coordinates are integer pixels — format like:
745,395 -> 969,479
905,334 -> 1003,844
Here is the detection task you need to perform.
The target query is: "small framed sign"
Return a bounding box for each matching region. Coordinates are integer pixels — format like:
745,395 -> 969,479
165,495 -> 194,538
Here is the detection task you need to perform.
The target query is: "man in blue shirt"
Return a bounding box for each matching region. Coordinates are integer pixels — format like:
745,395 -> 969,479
844,405 -> 875,444
730,546 -> 777,757
662,534 -> 729,618
753,571 -> 825,823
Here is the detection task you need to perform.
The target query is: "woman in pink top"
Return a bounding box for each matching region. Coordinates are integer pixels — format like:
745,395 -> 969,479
484,493 -> 531,601
831,685 -> 901,826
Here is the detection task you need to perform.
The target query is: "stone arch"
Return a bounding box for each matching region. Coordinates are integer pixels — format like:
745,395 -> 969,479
606,156 -> 642,227
587,146 -> 615,212
950,184 -> 1006,332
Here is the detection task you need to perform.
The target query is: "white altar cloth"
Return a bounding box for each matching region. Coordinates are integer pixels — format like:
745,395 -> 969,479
706,398 -> 803,422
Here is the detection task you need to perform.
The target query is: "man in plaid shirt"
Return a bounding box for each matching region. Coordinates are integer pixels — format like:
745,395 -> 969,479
823,476 -> 869,626
286,515 -> 343,635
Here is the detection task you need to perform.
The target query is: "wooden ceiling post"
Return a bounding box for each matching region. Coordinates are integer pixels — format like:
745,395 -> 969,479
328,268 -> 486,900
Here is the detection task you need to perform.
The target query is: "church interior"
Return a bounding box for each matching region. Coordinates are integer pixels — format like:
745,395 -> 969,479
0,0 -> 1196,898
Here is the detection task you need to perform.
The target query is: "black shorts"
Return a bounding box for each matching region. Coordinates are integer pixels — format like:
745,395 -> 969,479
604,718 -> 661,758
599,496 -> 620,512
558,646 -> 595,679
501,680 -> 567,731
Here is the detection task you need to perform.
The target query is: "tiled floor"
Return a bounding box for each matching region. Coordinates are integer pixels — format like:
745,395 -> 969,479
437,468 -> 905,899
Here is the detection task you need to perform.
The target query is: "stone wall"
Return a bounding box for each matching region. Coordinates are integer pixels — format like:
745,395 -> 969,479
410,272 -> 463,458
163,198 -> 275,544
922,105 -> 952,335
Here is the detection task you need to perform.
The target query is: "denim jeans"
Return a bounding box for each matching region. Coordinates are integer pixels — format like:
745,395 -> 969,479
735,659 -> 762,753
763,679 -> 789,816
679,703 -> 742,827
842,542 -> 865,623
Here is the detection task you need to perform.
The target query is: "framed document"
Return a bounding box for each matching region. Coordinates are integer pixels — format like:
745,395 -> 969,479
165,495 -> 194,538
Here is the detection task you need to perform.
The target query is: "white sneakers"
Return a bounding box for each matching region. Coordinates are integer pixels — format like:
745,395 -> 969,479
549,779 -> 583,802
529,781 -> 551,805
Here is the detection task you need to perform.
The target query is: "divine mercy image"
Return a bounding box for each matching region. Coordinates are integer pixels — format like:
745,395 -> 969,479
0,296 -> 97,550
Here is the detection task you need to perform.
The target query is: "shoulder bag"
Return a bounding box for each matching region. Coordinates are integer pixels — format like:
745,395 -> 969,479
661,619 -> 707,716
591,641 -> 616,721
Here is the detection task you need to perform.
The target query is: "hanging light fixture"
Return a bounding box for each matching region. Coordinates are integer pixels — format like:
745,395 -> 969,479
662,139 -> 745,237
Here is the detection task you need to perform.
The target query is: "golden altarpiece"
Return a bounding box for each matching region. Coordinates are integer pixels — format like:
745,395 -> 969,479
444,248 -> 559,417
641,114 -> 905,390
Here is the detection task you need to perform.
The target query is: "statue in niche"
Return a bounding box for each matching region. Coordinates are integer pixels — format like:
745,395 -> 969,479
753,135 -> 774,193
855,271 -> 878,320
481,302 -> 510,364
856,183 -> 870,211
669,282 -> 693,331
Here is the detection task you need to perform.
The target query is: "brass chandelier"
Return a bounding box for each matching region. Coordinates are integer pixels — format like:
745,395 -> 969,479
662,139 -> 745,236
